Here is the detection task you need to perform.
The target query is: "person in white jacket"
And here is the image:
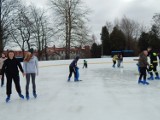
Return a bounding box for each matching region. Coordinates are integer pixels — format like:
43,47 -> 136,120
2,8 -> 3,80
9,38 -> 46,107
0,53 -> 7,87
23,49 -> 38,100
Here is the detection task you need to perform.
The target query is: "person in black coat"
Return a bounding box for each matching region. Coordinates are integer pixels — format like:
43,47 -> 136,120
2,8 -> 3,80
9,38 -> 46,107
147,47 -> 160,80
0,51 -> 25,102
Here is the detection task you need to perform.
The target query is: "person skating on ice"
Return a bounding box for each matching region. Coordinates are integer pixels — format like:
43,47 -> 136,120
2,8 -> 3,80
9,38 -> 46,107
112,54 -> 118,68
117,53 -> 123,68
0,51 -> 25,102
23,49 -> 39,100
147,47 -> 160,80
68,56 -> 80,82
138,50 -> 149,85
83,60 -> 88,68
0,53 -> 7,87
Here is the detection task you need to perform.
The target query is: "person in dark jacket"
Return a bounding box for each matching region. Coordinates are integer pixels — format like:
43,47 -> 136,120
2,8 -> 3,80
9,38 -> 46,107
138,50 -> 149,85
83,60 -> 88,68
0,51 -> 25,102
68,56 -> 80,82
147,47 -> 160,80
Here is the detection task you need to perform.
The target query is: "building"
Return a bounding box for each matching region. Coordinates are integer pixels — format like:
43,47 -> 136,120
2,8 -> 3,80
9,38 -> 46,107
3,45 -> 91,60
42,45 -> 91,60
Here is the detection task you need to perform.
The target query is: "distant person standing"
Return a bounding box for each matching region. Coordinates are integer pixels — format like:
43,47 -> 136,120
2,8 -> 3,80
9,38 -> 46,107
83,60 -> 88,68
0,53 -> 7,87
0,51 -> 25,102
68,56 -> 80,82
138,50 -> 149,85
23,49 -> 38,100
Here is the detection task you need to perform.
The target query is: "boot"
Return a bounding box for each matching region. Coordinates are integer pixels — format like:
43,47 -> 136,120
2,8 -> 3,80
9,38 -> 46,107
74,77 -> 79,82
138,79 -> 144,84
26,94 -> 30,100
147,75 -> 154,80
68,77 -> 71,82
155,73 -> 160,80
6,95 -> 10,103
33,93 -> 37,98
143,80 -> 149,85
19,94 -> 24,99
155,76 -> 160,80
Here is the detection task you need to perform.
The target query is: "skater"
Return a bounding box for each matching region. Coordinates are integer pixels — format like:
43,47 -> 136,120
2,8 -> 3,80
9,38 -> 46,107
83,60 -> 88,68
23,49 -> 38,100
0,53 -> 7,87
112,54 -> 118,68
68,56 -> 80,82
117,53 -> 123,68
138,50 -> 149,85
0,51 -> 25,102
147,47 -> 160,80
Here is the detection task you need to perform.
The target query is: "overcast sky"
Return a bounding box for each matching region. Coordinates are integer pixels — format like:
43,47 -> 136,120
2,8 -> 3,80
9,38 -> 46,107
23,0 -> 160,42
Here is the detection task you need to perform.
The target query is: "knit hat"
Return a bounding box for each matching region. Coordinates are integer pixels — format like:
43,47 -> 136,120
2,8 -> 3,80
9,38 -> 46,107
75,56 -> 80,60
28,48 -> 34,54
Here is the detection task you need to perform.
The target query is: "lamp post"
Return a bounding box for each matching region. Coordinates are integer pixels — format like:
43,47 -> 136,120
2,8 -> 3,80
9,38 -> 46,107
100,33 -> 103,57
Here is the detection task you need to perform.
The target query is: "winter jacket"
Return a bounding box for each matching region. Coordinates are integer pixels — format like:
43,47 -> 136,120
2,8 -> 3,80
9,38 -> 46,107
0,58 -> 24,76
148,50 -> 158,65
138,52 -> 149,67
23,56 -> 38,74
113,55 -> 118,62
70,59 -> 78,68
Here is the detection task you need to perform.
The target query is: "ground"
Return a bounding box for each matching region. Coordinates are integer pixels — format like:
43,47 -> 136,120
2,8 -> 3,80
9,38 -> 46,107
0,58 -> 160,120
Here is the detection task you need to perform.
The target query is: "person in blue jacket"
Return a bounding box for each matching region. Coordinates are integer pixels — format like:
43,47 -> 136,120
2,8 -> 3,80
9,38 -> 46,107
68,56 -> 79,82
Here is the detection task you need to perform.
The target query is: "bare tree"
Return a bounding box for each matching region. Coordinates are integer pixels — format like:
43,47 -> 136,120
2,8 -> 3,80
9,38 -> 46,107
0,0 -> 19,54
120,16 -> 140,49
30,5 -> 54,60
9,4 -> 34,56
106,21 -> 113,34
50,0 -> 90,59
152,13 -> 160,38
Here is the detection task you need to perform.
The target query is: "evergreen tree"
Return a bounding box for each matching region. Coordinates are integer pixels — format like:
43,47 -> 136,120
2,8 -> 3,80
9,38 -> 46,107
101,26 -> 110,55
110,27 -> 126,51
90,43 -> 101,58
138,32 -> 150,51
148,25 -> 160,50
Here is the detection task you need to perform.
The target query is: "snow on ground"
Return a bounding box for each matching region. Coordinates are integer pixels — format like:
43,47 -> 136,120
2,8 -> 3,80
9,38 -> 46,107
0,57 -> 160,120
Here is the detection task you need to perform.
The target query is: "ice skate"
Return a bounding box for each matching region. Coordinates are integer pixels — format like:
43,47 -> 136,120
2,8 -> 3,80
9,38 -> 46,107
33,93 -> 37,98
6,96 -> 10,103
147,76 -> 154,80
19,94 -> 24,99
155,76 -> 160,80
138,80 -> 144,84
26,95 -> 30,100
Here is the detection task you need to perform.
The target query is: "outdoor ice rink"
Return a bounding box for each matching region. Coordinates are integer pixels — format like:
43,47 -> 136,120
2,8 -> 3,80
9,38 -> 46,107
0,57 -> 160,120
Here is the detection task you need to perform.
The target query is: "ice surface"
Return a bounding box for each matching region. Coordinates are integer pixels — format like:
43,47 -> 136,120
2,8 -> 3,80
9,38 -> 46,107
0,57 -> 160,120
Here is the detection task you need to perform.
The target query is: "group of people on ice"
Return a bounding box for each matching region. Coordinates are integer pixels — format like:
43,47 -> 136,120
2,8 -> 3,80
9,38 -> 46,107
137,47 -> 160,85
0,49 -> 39,102
112,53 -> 123,68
